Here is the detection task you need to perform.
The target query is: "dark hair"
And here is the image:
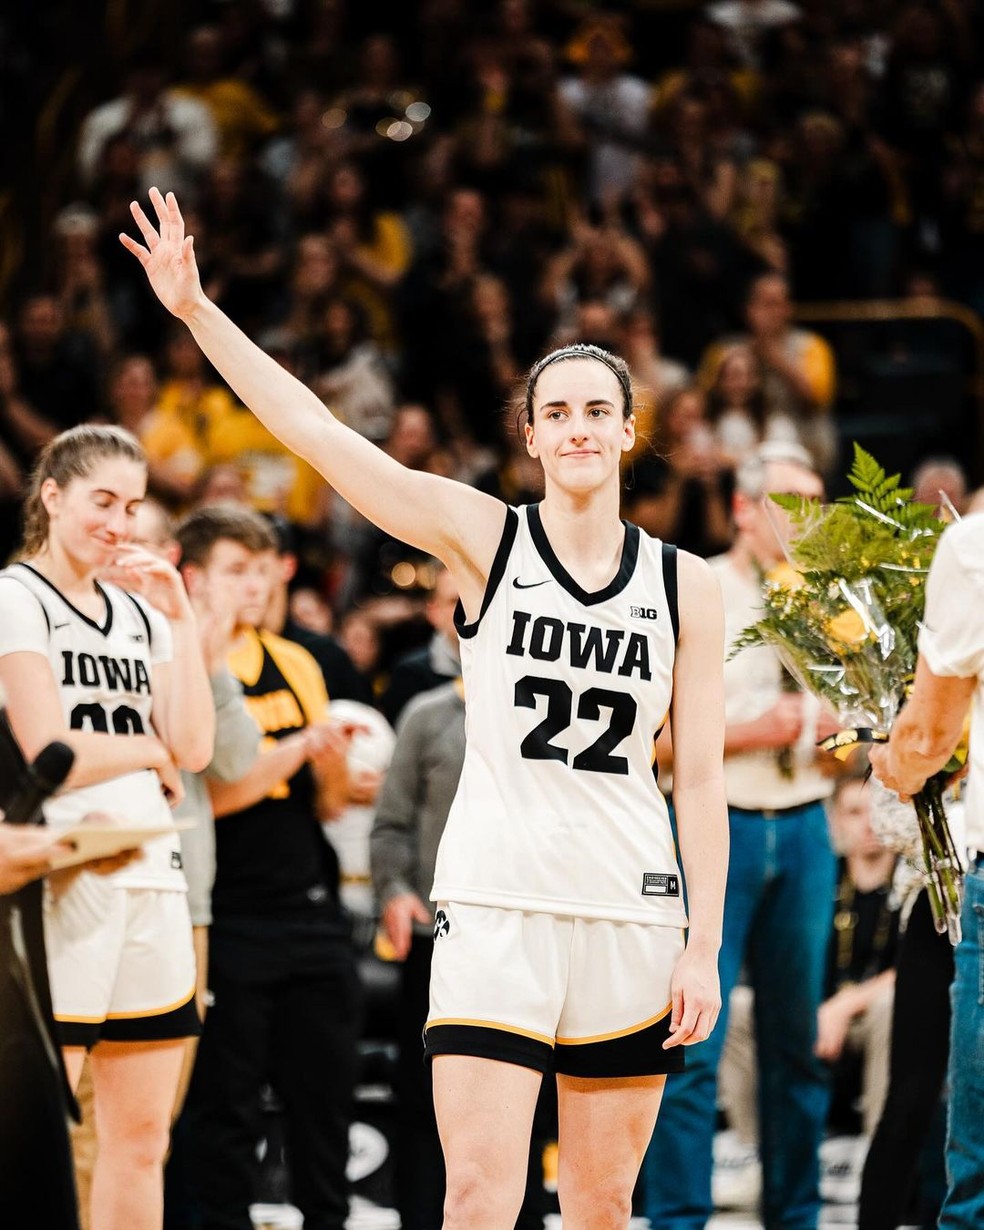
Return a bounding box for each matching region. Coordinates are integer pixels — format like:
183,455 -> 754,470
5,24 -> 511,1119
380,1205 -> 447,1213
175,503 -> 278,568
523,342 -> 633,426
19,425 -> 147,559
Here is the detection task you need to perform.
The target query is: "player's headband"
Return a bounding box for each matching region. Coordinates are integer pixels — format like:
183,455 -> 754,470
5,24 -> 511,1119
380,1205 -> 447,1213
525,344 -> 633,421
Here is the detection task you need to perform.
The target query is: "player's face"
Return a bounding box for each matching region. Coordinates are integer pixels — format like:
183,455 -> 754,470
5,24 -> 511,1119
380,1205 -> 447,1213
43,457 -> 147,571
525,358 -> 634,494
194,539 -> 272,631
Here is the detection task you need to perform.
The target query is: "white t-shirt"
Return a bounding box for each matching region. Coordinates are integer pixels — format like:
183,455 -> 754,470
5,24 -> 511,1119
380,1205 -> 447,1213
712,553 -> 832,810
0,563 -> 186,891
917,514 -> 984,850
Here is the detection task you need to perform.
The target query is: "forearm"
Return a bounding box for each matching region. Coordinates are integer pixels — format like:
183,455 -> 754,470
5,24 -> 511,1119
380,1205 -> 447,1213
62,732 -> 168,789
208,733 -> 309,817
182,296 -> 336,466
673,774 -> 729,953
159,616 -> 215,771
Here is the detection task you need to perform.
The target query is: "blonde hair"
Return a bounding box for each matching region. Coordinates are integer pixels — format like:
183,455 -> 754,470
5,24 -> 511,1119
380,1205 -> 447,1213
18,424 -> 147,559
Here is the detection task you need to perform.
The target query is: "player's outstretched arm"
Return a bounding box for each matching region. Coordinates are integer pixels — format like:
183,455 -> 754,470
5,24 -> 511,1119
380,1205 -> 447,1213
120,189 -> 506,603
663,551 -> 727,1048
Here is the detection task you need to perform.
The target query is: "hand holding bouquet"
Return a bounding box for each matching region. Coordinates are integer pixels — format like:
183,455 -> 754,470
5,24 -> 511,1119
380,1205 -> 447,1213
733,446 -> 965,941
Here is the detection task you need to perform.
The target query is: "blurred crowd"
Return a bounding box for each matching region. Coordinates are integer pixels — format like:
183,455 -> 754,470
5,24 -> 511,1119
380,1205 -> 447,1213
4,0 -> 984,650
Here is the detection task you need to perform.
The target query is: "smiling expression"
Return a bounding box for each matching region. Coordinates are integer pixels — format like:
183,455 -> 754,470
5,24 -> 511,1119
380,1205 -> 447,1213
41,456 -> 147,571
525,357 -> 635,493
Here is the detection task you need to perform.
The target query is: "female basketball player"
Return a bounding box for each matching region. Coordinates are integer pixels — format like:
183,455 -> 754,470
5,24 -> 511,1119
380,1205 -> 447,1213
0,423 -> 214,1230
123,188 -> 728,1230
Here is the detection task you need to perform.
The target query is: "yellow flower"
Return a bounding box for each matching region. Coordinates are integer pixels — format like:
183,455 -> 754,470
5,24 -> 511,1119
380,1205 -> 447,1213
766,562 -> 805,591
825,608 -> 870,650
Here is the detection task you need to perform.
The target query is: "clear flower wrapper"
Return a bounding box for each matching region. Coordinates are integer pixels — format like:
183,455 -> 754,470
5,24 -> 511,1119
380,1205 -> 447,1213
733,448 -> 966,943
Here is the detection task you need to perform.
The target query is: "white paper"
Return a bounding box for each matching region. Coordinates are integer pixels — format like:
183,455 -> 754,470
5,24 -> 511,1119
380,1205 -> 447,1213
48,820 -> 196,870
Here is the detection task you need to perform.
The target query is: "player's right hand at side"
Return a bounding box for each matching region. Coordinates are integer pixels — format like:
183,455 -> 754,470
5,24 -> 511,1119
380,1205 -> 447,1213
119,187 -> 204,322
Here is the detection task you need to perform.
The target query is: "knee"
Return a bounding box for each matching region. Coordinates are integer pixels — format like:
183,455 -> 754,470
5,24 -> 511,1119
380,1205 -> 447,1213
98,1114 -> 171,1172
443,1158 -> 523,1229
558,1169 -> 634,1229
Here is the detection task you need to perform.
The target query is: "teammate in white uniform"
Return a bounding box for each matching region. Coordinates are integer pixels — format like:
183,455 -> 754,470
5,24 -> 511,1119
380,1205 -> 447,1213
123,187 -> 729,1230
0,424 -> 214,1230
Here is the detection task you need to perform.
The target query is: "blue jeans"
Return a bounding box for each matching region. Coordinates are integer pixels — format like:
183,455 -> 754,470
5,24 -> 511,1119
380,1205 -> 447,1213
939,858 -> 984,1229
643,801 -> 835,1230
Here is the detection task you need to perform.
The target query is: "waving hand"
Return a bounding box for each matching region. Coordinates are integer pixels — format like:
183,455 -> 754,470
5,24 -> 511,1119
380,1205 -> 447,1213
119,187 -> 204,321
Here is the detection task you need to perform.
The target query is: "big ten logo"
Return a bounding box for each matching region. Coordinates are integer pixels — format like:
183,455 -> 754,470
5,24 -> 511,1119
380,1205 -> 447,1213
629,606 -> 658,621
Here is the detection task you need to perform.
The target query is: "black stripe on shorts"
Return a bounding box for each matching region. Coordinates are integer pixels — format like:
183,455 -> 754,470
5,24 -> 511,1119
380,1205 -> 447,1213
57,992 -> 202,1050
555,1012 -> 685,1078
424,1023 -> 553,1074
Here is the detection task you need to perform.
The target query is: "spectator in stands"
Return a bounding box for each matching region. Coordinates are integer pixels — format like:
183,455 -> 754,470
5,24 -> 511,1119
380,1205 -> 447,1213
378,564 -> 461,727
50,205 -> 118,360
618,306 -> 692,460
541,211 -> 651,347
624,386 -> 733,559
77,53 -> 217,198
699,271 -> 837,473
270,233 -> 342,356
12,294 -> 101,431
309,295 -> 396,445
559,15 -> 654,207
139,325 -> 237,505
706,342 -> 805,466
706,0 -> 801,71
172,25 -> 279,160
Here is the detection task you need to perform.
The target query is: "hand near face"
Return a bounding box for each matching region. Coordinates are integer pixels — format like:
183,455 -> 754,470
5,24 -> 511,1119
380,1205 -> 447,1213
104,544 -> 191,621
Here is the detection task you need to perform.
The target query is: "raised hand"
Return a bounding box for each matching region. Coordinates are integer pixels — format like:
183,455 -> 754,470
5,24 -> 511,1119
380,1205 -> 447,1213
119,187 -> 204,321
103,543 -> 192,622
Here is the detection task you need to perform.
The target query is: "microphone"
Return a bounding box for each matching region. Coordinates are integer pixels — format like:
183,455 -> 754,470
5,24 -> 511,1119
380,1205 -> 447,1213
3,742 -> 75,826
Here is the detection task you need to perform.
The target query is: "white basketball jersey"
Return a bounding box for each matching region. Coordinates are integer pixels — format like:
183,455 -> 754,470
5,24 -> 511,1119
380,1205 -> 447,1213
0,563 -> 185,891
431,505 -> 688,926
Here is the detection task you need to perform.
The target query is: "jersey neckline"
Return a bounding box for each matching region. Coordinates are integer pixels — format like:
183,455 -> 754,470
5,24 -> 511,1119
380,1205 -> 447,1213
17,561 -> 114,636
526,504 -> 639,606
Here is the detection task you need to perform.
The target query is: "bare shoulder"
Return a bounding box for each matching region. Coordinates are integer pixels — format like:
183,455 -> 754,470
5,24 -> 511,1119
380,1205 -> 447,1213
675,550 -> 724,640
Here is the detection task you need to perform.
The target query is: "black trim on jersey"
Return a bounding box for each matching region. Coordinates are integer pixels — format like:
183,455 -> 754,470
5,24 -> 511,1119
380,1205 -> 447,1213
527,504 -> 639,607
424,1022 -> 553,1074
56,993 -> 202,1049
555,1012 -> 685,1078
661,543 -> 679,643
16,563 -> 114,636
120,589 -> 153,649
454,506 -> 519,641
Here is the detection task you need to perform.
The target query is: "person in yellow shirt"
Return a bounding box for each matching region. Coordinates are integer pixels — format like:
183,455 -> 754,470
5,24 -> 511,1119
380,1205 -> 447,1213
698,271 -> 837,474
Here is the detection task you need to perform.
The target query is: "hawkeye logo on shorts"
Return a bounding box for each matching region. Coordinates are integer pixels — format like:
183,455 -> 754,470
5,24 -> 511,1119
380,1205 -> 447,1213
434,909 -> 450,940
171,851 -> 183,870
642,873 -> 679,897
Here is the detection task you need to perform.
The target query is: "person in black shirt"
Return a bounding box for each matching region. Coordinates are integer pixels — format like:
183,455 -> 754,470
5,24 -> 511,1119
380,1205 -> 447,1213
262,513 -> 373,706
174,506 -> 362,1230
378,564 -> 460,726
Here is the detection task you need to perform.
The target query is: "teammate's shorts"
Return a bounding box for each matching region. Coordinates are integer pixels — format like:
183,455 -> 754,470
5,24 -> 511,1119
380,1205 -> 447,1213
424,902 -> 686,1077
44,875 -> 200,1049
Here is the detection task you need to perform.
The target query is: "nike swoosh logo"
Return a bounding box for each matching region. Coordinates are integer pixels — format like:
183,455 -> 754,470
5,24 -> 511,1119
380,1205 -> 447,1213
53,622 -> 69,630
512,577 -> 552,589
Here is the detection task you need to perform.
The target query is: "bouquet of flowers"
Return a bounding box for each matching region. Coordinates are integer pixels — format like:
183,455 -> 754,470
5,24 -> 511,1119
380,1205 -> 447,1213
732,445 -> 966,942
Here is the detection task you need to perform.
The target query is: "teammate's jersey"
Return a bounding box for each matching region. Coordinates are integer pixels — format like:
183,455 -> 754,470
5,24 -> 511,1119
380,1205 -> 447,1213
0,562 -> 185,891
431,504 -> 688,926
